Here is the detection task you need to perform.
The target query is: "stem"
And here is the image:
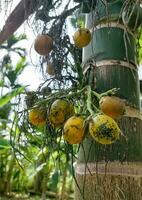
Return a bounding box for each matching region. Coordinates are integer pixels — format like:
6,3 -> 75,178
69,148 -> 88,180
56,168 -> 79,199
91,91 -> 101,99
100,88 -> 120,98
91,88 -> 119,100
4,153 -> 15,194
87,85 -> 95,115
19,87 -> 87,113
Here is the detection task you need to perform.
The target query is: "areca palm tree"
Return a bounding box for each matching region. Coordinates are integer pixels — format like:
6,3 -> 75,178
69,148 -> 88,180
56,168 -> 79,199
0,1 -> 142,199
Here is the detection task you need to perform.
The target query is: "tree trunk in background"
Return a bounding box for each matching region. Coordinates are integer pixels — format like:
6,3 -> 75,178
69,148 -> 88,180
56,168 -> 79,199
75,1 -> 142,200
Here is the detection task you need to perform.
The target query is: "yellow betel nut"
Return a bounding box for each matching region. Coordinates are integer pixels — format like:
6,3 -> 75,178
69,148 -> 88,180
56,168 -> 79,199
28,108 -> 47,126
73,28 -> 91,48
49,99 -> 75,127
99,96 -> 125,119
34,34 -> 53,55
89,114 -> 120,145
63,116 -> 85,144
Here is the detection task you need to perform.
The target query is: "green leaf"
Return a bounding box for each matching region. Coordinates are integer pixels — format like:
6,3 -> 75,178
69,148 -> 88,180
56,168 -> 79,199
0,103 -> 11,119
0,80 -> 4,87
6,57 -> 27,85
36,163 -> 47,172
137,29 -> 142,64
138,38 -> 142,64
15,57 -> 27,75
28,163 -> 47,179
0,87 -> 25,107
49,170 -> 59,191
17,33 -> 27,41
6,70 -> 17,85
7,35 -> 20,48
7,34 -> 27,48
0,137 -> 11,150
13,170 -> 20,179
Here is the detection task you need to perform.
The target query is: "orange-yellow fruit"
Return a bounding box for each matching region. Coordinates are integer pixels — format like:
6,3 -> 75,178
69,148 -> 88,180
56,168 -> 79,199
46,62 -> 55,76
49,99 -> 75,127
28,108 -> 47,126
89,114 -> 120,145
99,96 -> 125,119
63,116 -> 85,144
34,34 -> 53,55
73,28 -> 91,48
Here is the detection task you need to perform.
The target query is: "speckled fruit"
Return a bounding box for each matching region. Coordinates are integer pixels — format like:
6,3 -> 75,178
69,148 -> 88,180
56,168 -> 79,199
49,99 -> 75,127
28,107 -> 47,126
89,114 -> 120,145
63,116 -> 85,144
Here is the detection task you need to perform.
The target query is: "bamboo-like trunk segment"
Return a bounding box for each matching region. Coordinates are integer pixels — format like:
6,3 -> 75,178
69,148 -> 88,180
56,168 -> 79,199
75,1 -> 142,199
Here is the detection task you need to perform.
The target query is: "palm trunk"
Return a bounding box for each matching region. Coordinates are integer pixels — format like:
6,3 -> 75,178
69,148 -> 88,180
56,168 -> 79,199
75,1 -> 142,199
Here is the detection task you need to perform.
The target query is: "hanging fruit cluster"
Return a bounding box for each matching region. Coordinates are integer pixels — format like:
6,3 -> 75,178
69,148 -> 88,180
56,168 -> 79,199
21,1 -> 126,151
25,84 -> 125,146
33,26 -> 91,79
25,26 -> 121,138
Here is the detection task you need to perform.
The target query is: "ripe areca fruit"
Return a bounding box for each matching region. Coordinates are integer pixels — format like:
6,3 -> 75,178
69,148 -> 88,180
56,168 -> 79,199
34,34 -> 53,55
73,28 -> 91,48
99,96 -> 125,119
63,116 -> 85,144
89,114 -> 121,145
28,107 -> 47,126
49,99 -> 75,127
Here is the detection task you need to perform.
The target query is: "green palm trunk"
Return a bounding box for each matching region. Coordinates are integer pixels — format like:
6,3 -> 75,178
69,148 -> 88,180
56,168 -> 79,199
75,1 -> 142,199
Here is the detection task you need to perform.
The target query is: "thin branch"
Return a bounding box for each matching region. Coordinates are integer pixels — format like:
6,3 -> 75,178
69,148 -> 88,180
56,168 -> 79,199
0,0 -> 38,44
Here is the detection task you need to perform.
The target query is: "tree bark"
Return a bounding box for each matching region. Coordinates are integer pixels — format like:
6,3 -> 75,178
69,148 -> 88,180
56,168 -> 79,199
0,0 -> 37,44
75,1 -> 142,199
